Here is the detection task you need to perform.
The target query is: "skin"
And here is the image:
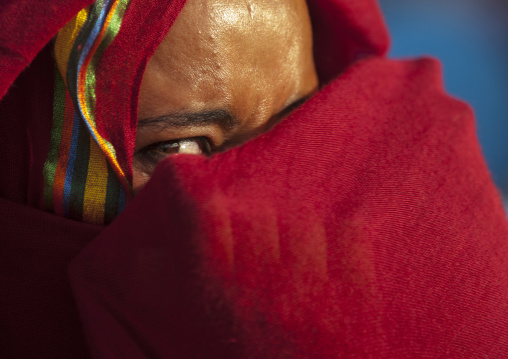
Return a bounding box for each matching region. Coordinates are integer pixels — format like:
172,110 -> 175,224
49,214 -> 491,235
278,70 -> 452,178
134,0 -> 318,192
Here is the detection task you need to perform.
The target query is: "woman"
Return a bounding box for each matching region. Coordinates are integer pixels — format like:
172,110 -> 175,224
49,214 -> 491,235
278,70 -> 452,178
1,0 -> 508,358
134,0 -> 319,191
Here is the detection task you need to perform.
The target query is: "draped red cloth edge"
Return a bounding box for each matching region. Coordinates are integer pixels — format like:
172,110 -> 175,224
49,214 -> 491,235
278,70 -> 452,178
69,57 -> 508,358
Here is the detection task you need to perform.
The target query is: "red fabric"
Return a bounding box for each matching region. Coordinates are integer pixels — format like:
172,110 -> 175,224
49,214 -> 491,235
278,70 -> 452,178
0,44 -> 55,206
95,0 -> 187,181
308,0 -> 389,82
69,57 -> 508,357
1,0 -> 508,357
0,198 -> 102,358
0,0 -> 93,99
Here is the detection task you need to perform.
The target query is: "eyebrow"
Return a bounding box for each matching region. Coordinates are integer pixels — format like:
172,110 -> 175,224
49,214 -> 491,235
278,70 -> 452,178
138,109 -> 239,131
137,95 -> 312,131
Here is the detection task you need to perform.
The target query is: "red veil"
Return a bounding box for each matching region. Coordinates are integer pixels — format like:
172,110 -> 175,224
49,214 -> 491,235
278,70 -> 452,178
1,0 -> 508,357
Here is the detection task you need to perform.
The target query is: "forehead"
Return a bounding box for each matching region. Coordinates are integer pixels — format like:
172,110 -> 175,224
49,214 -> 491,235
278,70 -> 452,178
138,0 -> 315,120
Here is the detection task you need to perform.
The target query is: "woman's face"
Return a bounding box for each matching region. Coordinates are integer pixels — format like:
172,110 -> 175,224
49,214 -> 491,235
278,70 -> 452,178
134,0 -> 318,191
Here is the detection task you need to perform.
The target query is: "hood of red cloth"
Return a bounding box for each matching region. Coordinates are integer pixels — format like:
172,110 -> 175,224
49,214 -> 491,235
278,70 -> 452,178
0,0 -> 388,207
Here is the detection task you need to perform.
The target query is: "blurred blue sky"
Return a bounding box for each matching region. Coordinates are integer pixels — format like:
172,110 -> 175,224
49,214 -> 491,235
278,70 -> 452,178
378,0 -> 508,193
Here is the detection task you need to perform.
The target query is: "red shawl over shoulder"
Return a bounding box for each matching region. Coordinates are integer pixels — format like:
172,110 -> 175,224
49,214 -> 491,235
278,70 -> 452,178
1,0 -> 508,358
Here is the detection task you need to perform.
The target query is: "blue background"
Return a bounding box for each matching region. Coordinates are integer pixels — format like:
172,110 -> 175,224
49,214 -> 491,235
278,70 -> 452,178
378,0 -> 508,194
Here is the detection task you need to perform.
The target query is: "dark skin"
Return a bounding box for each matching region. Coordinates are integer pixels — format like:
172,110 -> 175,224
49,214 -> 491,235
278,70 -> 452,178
134,0 -> 318,192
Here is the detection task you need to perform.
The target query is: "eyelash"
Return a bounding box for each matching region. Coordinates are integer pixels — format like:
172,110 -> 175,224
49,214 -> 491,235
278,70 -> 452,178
136,136 -> 212,165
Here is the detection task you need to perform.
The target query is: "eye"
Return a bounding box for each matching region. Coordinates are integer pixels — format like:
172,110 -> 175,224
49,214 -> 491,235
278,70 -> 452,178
134,137 -> 212,172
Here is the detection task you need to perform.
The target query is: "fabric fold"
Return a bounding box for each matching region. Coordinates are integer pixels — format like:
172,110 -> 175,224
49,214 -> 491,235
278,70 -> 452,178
69,58 -> 508,358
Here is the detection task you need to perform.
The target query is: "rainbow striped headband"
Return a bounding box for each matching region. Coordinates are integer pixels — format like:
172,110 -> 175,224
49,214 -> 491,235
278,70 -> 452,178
43,0 -> 132,224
